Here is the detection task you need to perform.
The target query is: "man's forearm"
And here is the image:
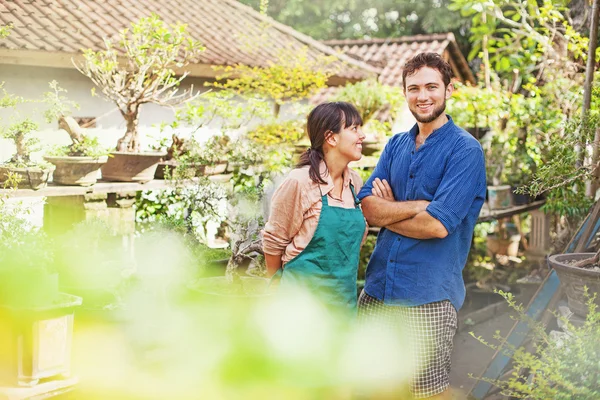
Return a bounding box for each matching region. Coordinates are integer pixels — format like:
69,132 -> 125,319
386,211 -> 448,239
361,195 -> 428,227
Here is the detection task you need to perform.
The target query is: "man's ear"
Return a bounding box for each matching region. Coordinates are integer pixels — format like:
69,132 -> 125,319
445,82 -> 454,99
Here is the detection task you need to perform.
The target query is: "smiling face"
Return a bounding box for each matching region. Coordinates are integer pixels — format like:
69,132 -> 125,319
334,122 -> 365,162
404,67 -> 453,124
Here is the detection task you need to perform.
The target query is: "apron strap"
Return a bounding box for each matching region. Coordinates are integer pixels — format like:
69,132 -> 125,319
349,183 -> 361,208
318,183 -> 328,206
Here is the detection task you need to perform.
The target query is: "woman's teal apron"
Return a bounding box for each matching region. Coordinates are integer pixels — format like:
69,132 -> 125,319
273,183 -> 365,310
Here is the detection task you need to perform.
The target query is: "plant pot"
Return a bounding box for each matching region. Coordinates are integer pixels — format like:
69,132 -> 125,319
100,151 -> 166,183
0,292 -> 82,386
0,165 -> 55,190
548,253 -> 600,317
204,161 -> 228,176
190,276 -> 271,298
154,160 -> 207,179
511,186 -> 535,206
487,185 -> 513,210
44,155 -> 108,186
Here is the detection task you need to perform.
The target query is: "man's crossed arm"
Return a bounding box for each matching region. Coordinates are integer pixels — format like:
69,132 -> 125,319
361,178 -> 448,239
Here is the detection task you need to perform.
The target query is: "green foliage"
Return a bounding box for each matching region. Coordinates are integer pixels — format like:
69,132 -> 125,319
210,47 -> 337,112
76,13 -> 205,152
449,0 -> 588,82
239,0 -> 467,44
447,81 -> 508,130
0,23 -> 12,39
333,79 -> 404,124
247,120 -> 304,146
175,91 -> 272,132
43,80 -> 79,123
136,179 -> 228,245
470,289 -> 600,399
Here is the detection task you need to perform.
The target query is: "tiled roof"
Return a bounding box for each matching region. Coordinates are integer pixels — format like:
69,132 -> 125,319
0,0 -> 379,81
312,34 -> 475,120
323,33 -> 475,86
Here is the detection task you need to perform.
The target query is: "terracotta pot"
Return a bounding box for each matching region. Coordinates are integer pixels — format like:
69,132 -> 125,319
100,151 -> 165,183
0,165 -> 54,190
44,155 -> 108,186
548,253 -> 600,317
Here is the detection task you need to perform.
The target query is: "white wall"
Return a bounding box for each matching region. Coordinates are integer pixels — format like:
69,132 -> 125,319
0,64 -> 216,163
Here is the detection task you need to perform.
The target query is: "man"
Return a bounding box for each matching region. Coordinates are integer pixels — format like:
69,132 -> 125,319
357,53 -> 486,399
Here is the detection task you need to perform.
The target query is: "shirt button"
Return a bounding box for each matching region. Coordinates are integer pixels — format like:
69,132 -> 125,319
410,175 -> 414,179
390,259 -> 395,263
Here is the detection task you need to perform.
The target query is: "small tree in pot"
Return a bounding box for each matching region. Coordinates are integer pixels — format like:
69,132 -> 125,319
0,84 -> 54,190
43,81 -> 110,186
75,14 -> 205,182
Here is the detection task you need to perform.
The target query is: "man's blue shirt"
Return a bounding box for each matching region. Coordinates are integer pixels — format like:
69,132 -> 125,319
357,116 -> 486,311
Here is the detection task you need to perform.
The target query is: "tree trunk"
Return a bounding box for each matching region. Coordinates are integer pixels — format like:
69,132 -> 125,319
584,0 -> 600,197
58,116 -> 84,145
116,107 -> 140,153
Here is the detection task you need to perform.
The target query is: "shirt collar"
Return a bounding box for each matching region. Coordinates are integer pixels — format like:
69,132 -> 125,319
318,160 -> 352,196
410,115 -> 456,143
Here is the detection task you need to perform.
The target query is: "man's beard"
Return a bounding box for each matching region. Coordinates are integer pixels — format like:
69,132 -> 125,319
410,101 -> 446,123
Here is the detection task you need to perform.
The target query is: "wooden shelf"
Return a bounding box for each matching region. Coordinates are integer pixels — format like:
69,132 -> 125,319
0,174 -> 232,198
478,199 -> 546,222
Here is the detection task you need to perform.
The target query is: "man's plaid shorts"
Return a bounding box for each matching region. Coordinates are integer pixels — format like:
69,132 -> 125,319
358,290 -> 458,399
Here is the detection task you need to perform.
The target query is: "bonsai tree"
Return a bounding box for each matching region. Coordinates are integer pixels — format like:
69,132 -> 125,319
0,85 -> 40,168
75,14 -> 205,153
210,46 -> 338,117
43,81 -> 108,158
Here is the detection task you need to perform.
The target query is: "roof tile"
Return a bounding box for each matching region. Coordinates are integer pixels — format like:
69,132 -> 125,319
0,0 -> 378,80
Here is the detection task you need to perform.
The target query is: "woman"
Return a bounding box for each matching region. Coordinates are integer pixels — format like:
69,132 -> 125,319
262,102 -> 367,310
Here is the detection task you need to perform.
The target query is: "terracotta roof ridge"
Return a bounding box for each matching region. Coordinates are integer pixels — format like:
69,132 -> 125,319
222,0 -> 381,75
323,33 -> 455,46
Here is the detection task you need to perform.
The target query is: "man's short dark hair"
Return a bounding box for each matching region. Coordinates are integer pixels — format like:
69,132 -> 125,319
402,53 -> 453,89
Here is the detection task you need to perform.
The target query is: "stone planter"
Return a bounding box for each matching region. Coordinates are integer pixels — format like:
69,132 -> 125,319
548,253 -> 600,317
0,290 -> 82,387
204,160 -> 228,176
100,151 -> 165,183
0,165 -> 54,190
44,156 -> 108,186
487,185 -> 513,210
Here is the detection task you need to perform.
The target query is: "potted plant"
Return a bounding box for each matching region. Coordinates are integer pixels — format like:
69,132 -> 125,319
74,14 -> 205,183
40,81 -> 109,186
548,250 -> 600,317
0,85 -> 54,190
190,189 -> 270,298
0,194 -> 81,387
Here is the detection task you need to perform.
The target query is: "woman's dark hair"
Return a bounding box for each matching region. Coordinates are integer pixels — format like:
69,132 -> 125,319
297,101 -> 363,184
